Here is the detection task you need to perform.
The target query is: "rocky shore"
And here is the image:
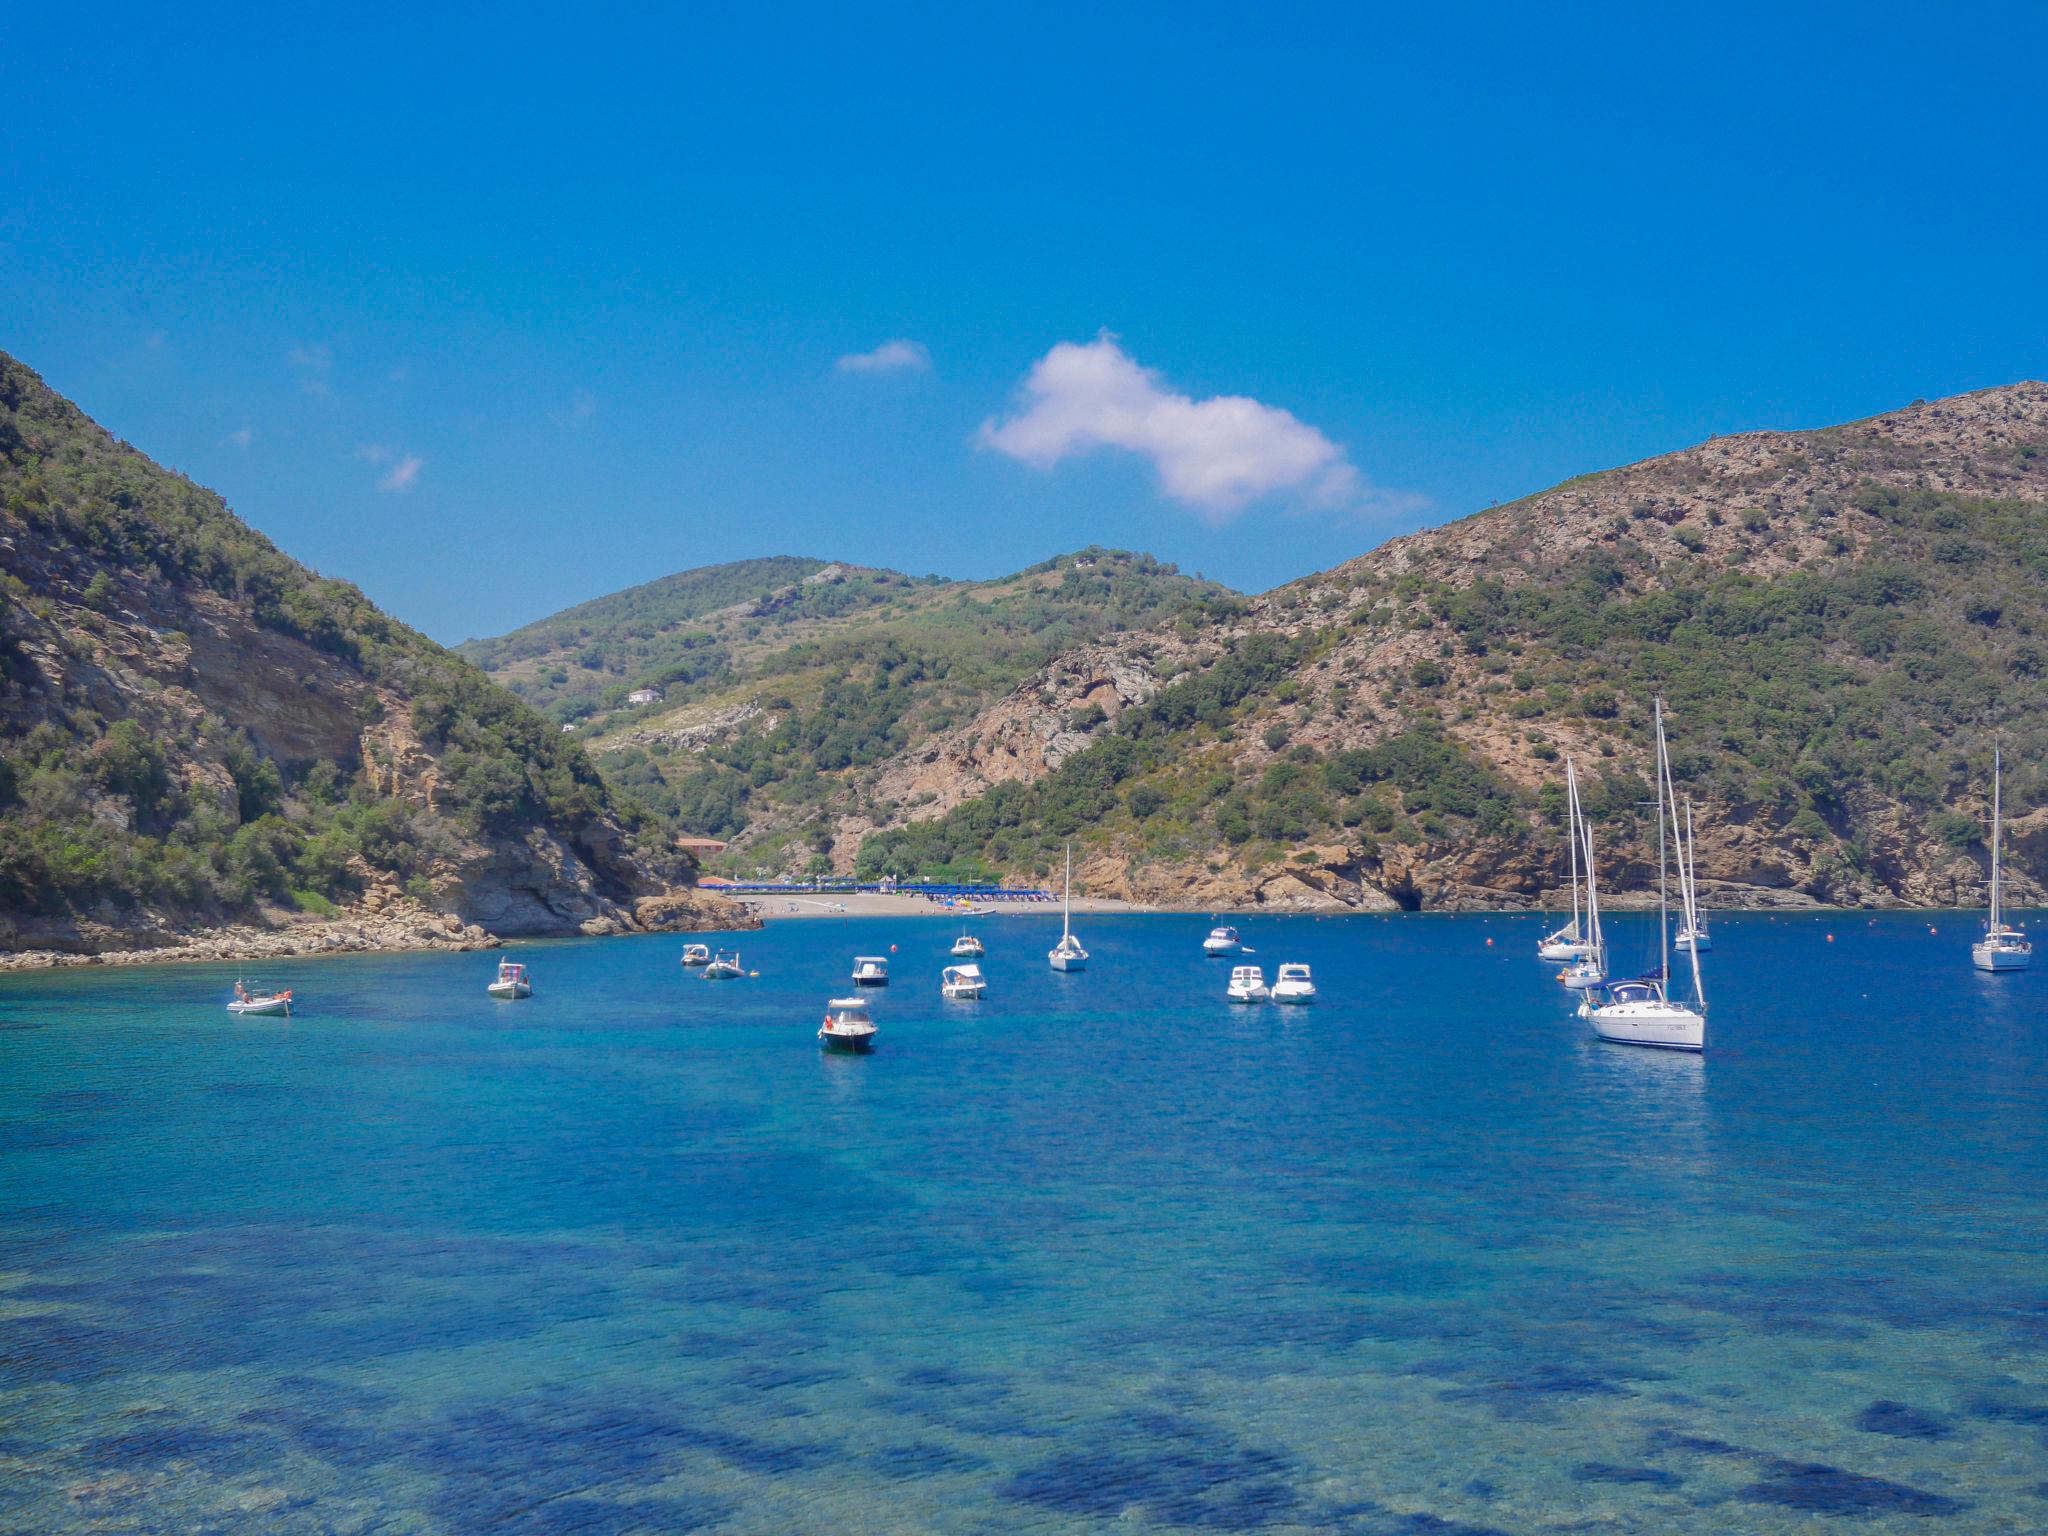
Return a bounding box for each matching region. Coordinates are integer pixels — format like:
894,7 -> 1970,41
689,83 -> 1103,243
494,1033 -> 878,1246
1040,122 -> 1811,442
0,886 -> 760,973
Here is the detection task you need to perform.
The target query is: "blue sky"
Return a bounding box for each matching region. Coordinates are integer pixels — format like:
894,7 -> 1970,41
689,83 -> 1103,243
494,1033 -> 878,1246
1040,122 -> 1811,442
4,2 -> 2044,643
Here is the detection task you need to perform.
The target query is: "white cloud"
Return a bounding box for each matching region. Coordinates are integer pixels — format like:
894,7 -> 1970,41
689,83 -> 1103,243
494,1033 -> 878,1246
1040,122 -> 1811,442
357,443 -> 423,493
836,338 -> 931,375
225,426 -> 254,450
289,344 -> 333,396
979,334 -> 1374,521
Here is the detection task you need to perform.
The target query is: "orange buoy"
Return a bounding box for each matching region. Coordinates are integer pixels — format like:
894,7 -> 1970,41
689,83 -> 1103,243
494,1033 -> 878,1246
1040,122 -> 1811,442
1826,933 -> 1835,943
1485,937 -> 1493,947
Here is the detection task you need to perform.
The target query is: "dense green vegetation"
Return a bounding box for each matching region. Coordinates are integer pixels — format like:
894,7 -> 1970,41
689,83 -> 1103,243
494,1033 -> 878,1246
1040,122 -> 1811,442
0,351 -> 641,923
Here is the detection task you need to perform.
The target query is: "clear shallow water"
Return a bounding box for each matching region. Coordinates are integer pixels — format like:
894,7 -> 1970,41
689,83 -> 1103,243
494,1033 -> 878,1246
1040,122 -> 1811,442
0,912 -> 2044,1534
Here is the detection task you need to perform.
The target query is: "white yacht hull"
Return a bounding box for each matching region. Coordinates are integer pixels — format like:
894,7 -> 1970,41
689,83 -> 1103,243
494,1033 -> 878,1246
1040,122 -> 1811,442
1271,987 -> 1316,1004
819,1025 -> 877,1052
1589,1001 -> 1704,1051
1049,953 -> 1085,972
226,997 -> 291,1017
942,985 -> 986,1000
1972,943 -> 2032,972
1203,940 -> 1240,956
486,981 -> 531,1000
1538,940 -> 1591,962
1227,987 -> 1268,1003
1559,967 -> 1605,992
703,966 -> 742,980
1675,931 -> 1711,953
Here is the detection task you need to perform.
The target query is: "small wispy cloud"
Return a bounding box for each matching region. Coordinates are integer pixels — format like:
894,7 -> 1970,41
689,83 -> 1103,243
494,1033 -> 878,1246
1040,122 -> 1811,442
836,338 -> 931,376
225,425 -> 254,450
289,344 -> 334,397
357,443 -> 424,493
570,390 -> 597,420
979,334 -> 1390,523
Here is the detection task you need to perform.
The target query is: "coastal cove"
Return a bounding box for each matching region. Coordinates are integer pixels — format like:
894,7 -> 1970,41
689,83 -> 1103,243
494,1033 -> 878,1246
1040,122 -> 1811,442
2,912 -> 2043,1532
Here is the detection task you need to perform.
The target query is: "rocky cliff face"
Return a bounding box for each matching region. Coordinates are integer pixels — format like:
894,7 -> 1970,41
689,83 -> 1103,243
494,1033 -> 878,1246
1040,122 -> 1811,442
0,351 -> 754,958
858,384 -> 2048,910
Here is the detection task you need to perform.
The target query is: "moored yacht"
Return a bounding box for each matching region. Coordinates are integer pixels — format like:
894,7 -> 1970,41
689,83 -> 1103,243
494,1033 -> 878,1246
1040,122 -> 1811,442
941,963 -> 986,1000
1673,799 -> 1712,953
818,996 -> 877,1052
1048,843 -> 1089,972
1973,741 -> 2032,972
1586,700 -> 1707,1051
851,955 -> 890,987
1558,758 -> 1607,991
486,960 -> 532,999
1203,925 -> 1242,956
1537,766 -> 1594,962
1271,963 -> 1317,1003
1227,964 -> 1269,1002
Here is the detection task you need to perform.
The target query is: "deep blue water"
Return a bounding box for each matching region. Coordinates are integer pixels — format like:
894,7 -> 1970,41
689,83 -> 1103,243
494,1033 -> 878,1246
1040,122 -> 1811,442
1,911 -> 2044,1533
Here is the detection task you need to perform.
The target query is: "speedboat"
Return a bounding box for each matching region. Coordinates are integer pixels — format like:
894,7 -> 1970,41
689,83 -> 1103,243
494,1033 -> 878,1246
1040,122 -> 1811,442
486,960 -> 532,999
702,950 -> 745,979
951,932 -> 985,958
941,963 -> 986,1000
1973,742 -> 2032,972
819,996 -> 877,1053
1203,925 -> 1242,956
226,981 -> 292,1017
1270,963 -> 1317,1003
1048,843 -> 1088,972
852,955 -> 890,987
1227,964 -> 1268,1002
680,943 -> 711,966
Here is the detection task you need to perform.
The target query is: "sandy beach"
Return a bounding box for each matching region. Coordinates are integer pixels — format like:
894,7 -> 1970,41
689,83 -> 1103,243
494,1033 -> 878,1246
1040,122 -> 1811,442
735,892 -> 1156,921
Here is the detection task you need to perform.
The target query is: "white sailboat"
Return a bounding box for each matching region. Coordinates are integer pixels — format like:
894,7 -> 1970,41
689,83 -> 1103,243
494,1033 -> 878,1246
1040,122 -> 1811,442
1674,798 -> 1712,953
1585,699 -> 1706,1050
1559,759 -> 1607,992
1048,843 -> 1088,972
1538,758 -> 1594,962
1973,741 -> 2032,973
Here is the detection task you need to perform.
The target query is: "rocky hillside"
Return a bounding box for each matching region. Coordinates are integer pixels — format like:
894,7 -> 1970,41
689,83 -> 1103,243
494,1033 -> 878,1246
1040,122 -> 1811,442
0,351 -> 748,958
464,549 -> 1230,875
859,384 -> 2048,910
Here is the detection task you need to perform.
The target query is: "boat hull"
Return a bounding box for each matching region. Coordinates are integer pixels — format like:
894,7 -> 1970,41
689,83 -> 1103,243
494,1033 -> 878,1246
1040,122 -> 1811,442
1227,988 -> 1269,1003
1048,954 -> 1086,972
1972,944 -> 2032,972
1589,1002 -> 1704,1051
819,1027 -> 876,1052
942,986 -> 986,1000
226,999 -> 290,1017
486,982 -> 532,1000
1538,940 -> 1591,962
1675,933 -> 1712,953
1271,988 -> 1315,1004
1203,942 -> 1240,956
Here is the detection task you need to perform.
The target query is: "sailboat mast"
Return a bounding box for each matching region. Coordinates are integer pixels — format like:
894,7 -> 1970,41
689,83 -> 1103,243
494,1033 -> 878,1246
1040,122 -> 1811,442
1566,759 -> 1582,935
1062,842 -> 1073,940
1654,700 -> 1669,975
1990,742 -> 2003,932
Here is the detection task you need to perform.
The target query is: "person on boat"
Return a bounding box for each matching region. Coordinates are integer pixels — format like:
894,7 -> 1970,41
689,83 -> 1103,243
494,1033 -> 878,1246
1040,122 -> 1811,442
234,981 -> 249,1003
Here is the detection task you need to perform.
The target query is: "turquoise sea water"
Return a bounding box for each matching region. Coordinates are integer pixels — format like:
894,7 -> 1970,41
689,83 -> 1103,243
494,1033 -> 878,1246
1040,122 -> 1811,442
1,911 -> 2044,1533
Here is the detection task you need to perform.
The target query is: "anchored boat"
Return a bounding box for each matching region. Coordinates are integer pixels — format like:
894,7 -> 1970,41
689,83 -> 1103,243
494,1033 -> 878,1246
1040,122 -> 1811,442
851,955 -> 890,987
1227,964 -> 1269,1002
702,949 -> 745,980
1973,741 -> 2033,972
226,980 -> 293,1017
941,963 -> 986,1000
486,960 -> 532,999
819,996 -> 877,1052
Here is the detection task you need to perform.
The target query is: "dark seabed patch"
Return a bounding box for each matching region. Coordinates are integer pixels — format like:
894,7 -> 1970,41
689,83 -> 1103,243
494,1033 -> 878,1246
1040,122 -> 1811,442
1574,1462 -> 1683,1487
871,1439 -> 989,1479
1437,1363 -> 1635,1420
1738,1461 -> 1966,1517
997,1411 -> 1301,1528
1855,1399 -> 1954,1440
79,1412 -> 277,1476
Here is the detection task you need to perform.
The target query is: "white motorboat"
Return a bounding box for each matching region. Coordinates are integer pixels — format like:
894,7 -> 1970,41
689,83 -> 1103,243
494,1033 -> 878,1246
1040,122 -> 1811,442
1673,799 -> 1712,953
1538,761 -> 1594,961
680,943 -> 711,966
486,960 -> 532,999
1587,700 -> 1707,1051
1227,964 -> 1269,1002
1270,963 -> 1317,1003
1559,759 -> 1607,990
818,996 -> 877,1052
225,980 -> 293,1017
1203,925 -> 1243,956
1973,741 -> 2032,972
702,949 -> 745,979
950,932 -> 986,958
941,963 -> 986,1000
1048,843 -> 1088,972
851,955 -> 890,987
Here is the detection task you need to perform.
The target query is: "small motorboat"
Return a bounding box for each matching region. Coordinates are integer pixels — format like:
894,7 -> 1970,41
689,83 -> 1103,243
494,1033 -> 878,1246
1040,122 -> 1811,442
486,960 -> 532,999
702,949 -> 745,979
1227,964 -> 1268,1002
1270,963 -> 1317,1004
1203,925 -> 1242,956
226,980 -> 293,1017
941,963 -> 986,1000
852,955 -> 890,987
950,932 -> 986,958
680,943 -> 711,966
819,996 -> 877,1053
